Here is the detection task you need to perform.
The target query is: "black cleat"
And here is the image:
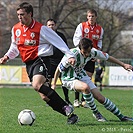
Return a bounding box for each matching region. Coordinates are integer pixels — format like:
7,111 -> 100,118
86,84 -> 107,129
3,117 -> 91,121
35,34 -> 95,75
63,105 -> 74,116
93,112 -> 107,122
67,114 -> 79,124
121,116 -> 133,122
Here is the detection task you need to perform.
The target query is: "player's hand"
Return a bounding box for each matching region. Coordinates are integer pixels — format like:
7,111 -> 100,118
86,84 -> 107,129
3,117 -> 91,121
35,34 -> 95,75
51,84 -> 56,90
0,55 -> 9,64
123,64 -> 133,71
68,57 -> 75,66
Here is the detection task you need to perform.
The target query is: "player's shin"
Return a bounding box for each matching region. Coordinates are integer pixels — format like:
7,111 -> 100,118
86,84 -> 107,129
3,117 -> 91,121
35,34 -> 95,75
103,98 -> 123,119
38,84 -> 69,116
83,93 -> 98,113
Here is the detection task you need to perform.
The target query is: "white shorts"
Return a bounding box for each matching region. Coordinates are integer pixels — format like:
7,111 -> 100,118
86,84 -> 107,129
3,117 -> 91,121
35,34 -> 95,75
62,76 -> 96,91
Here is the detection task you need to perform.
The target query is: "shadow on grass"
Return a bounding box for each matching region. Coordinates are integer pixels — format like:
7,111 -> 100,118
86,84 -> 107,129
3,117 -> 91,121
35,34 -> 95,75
75,120 -> 133,127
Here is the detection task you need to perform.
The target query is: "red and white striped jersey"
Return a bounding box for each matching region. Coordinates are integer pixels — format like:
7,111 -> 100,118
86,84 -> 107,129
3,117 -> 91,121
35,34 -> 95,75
5,19 -> 74,63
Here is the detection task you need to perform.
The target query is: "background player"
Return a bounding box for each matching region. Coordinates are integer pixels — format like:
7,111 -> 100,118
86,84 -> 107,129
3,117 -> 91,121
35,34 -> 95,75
46,18 -> 72,105
73,9 -> 104,107
94,59 -> 105,91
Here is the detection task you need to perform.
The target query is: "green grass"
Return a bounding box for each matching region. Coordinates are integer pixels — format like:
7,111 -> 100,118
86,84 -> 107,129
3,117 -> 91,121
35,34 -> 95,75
0,87 -> 133,133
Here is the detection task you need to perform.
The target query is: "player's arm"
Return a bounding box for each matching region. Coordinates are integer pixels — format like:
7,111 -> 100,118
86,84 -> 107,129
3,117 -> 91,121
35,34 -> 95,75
51,67 -> 60,90
97,27 -> 104,50
94,49 -> 133,71
107,56 -> 133,71
73,23 -> 82,47
0,27 -> 19,64
52,56 -> 71,90
41,26 -> 75,65
0,55 -> 9,64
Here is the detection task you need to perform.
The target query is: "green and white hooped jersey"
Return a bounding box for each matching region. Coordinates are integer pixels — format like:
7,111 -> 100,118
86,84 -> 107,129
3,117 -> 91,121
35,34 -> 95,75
58,47 -> 109,81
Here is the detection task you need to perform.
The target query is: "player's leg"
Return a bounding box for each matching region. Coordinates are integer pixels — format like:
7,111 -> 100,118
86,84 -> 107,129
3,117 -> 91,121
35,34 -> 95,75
91,88 -> 133,121
33,75 -> 79,124
73,91 -> 80,107
62,85 -> 72,105
27,57 -> 78,124
50,63 -> 72,105
81,76 -> 106,121
84,60 -> 95,79
74,80 -> 106,121
60,77 -> 71,105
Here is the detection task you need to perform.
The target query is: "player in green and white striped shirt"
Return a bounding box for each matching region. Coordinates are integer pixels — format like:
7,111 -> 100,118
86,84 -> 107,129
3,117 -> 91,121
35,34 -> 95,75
52,37 -> 133,122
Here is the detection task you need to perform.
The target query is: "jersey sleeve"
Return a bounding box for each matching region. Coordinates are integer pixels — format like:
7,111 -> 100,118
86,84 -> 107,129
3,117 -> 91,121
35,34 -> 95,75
91,48 -> 109,60
40,26 -> 74,59
58,56 -> 70,72
97,27 -> 104,49
73,23 -> 82,47
5,27 -> 19,59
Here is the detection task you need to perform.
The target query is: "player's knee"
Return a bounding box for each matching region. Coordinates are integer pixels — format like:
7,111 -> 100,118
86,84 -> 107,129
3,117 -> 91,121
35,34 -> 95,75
83,84 -> 90,93
39,84 -> 54,97
32,83 -> 43,91
40,94 -> 49,101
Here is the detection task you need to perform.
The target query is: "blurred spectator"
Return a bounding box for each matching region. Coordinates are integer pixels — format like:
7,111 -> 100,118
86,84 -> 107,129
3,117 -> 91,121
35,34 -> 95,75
94,59 -> 105,91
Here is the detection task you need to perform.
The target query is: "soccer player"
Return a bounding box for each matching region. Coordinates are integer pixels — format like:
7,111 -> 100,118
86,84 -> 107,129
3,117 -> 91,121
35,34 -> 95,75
73,9 -> 104,107
0,2 -> 78,124
94,59 -> 105,91
52,37 -> 133,122
46,18 -> 72,105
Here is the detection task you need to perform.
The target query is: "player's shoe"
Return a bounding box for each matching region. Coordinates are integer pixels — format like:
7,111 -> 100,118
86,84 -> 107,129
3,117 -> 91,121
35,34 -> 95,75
64,105 -> 74,116
93,112 -> 107,122
67,114 -> 79,124
73,99 -> 80,108
120,116 -> 133,122
81,101 -> 90,108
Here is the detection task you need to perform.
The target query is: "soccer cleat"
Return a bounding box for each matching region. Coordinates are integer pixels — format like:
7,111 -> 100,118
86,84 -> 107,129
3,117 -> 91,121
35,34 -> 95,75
120,116 -> 133,122
81,101 -> 90,108
64,105 -> 74,116
73,99 -> 80,107
67,114 -> 79,124
93,112 -> 107,122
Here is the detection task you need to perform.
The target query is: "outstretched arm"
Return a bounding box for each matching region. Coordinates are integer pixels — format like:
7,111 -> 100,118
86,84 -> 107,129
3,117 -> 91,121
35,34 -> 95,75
51,67 -> 61,90
0,55 -> 9,64
107,56 -> 133,71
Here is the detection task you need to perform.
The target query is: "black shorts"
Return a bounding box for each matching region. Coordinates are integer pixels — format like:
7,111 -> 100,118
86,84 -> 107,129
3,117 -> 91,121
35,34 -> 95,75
25,57 -> 50,82
84,60 -> 95,73
49,58 -> 61,78
95,74 -> 102,83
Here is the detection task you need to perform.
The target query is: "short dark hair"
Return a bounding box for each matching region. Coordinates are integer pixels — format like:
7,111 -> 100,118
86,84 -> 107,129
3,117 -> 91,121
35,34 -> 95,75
79,38 -> 93,50
46,19 -> 56,24
87,9 -> 97,17
17,2 -> 33,17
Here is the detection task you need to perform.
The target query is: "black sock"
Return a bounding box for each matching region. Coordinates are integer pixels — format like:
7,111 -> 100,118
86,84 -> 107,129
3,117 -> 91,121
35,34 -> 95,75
62,86 -> 69,101
75,91 -> 79,100
81,94 -> 85,102
39,85 -> 68,116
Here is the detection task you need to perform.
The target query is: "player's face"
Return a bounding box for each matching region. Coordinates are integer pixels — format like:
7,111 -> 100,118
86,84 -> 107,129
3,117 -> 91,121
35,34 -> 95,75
17,9 -> 32,26
80,47 -> 91,58
87,12 -> 97,25
47,21 -> 56,31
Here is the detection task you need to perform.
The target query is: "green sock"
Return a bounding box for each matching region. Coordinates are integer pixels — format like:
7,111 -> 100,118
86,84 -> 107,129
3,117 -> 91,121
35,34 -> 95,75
103,98 -> 123,119
83,93 -> 98,114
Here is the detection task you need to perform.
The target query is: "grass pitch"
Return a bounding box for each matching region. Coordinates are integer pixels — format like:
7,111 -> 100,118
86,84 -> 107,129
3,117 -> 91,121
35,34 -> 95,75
0,87 -> 133,133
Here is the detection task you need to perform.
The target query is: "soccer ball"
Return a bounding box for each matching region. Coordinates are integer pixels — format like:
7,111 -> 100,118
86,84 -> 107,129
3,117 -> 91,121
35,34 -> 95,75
18,109 -> 36,126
